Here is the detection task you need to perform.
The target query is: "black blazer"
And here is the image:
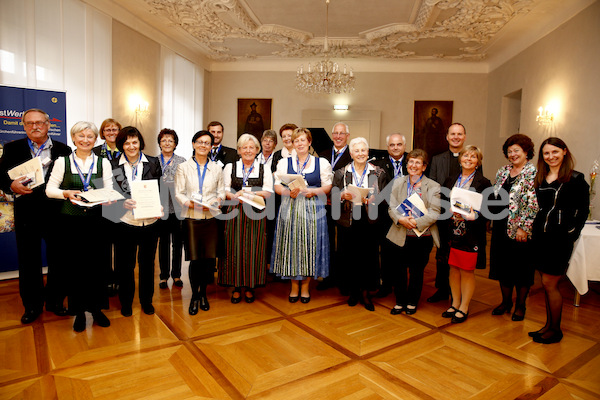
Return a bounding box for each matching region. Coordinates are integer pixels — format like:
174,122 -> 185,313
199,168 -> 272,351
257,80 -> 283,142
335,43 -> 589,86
428,150 -> 461,185
0,137 -> 71,211
213,145 -> 238,166
372,152 -> 408,182
108,154 -> 162,222
319,146 -> 353,172
442,169 -> 492,269
332,166 -> 390,222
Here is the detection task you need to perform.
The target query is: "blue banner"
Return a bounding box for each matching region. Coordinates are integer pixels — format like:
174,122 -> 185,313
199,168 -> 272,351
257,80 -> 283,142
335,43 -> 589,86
0,85 -> 67,273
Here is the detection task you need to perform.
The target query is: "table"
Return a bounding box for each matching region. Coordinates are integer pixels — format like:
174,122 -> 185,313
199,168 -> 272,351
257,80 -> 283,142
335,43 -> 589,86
566,223 -> 600,306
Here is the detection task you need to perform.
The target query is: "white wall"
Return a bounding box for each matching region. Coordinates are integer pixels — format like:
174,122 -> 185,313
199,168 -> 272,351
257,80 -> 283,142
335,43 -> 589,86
208,70 -> 488,153
485,1 -> 600,217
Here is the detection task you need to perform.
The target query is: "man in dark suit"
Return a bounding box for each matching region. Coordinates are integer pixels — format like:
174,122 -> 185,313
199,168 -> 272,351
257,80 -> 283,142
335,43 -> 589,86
316,122 -> 352,291
0,108 -> 72,323
207,121 -> 237,167
426,122 -> 467,303
372,133 -> 408,297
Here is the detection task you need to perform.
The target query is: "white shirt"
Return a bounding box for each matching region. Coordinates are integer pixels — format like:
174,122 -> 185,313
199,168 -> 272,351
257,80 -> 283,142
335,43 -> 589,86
223,159 -> 274,193
46,152 -> 113,199
175,158 -> 226,220
274,155 -> 333,186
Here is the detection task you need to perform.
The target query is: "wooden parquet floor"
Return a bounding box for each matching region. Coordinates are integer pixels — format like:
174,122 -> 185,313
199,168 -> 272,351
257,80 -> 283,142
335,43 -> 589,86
1,257 -> 599,400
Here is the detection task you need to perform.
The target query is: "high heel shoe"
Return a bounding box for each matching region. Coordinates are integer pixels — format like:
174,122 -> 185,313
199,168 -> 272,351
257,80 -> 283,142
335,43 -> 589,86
492,302 -> 512,315
533,330 -> 563,344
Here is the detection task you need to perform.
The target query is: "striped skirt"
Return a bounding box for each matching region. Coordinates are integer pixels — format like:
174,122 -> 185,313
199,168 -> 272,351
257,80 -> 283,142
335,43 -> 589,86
218,204 -> 267,288
270,195 -> 330,280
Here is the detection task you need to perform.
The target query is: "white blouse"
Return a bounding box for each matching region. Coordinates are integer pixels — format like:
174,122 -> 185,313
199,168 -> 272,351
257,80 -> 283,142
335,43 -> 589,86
175,158 -> 226,220
274,155 -> 333,187
223,159 -> 274,193
46,153 -> 113,199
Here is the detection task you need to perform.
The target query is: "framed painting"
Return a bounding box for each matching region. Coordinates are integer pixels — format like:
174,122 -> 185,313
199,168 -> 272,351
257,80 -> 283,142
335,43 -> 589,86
237,98 -> 272,141
413,101 -> 453,158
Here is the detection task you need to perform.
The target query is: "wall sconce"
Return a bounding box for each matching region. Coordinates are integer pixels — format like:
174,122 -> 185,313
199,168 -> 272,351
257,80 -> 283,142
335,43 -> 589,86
536,106 -> 554,126
333,104 -> 349,110
135,101 -> 149,118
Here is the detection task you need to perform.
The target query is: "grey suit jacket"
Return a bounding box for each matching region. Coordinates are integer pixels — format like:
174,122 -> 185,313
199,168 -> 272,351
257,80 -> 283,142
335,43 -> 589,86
386,175 -> 441,248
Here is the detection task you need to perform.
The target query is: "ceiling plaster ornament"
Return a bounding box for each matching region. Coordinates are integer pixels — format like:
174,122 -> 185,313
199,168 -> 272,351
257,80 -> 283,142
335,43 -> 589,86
142,0 -> 536,62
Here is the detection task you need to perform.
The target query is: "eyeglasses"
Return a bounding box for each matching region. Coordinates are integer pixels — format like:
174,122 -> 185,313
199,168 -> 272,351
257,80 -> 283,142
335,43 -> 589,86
160,139 -> 175,144
24,121 -> 48,127
195,140 -> 212,147
332,132 -> 348,136
104,128 -> 119,133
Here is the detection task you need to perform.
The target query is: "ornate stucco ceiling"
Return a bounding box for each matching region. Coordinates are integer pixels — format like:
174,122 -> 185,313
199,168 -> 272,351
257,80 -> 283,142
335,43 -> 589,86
106,0 -> 591,64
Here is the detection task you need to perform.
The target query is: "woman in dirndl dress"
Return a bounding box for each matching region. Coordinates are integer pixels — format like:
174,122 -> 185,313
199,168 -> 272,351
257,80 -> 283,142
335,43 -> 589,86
271,128 -> 333,303
220,134 -> 273,303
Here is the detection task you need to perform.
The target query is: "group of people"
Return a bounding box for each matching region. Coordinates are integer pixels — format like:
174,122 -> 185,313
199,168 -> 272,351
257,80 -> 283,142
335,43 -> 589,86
0,109 -> 589,344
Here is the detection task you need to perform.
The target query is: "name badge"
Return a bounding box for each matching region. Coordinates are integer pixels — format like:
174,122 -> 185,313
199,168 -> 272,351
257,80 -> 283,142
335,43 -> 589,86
41,157 -> 52,167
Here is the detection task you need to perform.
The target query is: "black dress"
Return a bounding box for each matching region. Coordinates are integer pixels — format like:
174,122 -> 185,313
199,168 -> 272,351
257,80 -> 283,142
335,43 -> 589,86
532,172 -> 589,275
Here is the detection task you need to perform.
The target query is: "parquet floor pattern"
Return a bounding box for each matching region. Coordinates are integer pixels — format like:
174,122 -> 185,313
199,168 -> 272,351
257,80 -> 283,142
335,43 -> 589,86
0,258 -> 599,399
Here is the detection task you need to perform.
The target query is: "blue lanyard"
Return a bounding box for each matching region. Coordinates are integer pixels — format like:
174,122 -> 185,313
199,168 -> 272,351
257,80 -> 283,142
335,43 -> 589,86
296,155 -> 310,176
260,152 -> 271,165
124,153 -> 142,181
331,146 -> 346,168
27,138 -> 48,157
103,143 -> 120,161
351,162 -> 368,188
194,157 -> 209,195
242,162 -> 255,187
160,153 -> 173,170
72,153 -> 95,191
390,155 -> 403,177
407,174 -> 424,197
456,171 -> 476,188
210,144 -> 221,162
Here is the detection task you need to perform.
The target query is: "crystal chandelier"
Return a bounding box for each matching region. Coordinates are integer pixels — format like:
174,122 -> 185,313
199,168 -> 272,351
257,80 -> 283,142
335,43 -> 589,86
296,0 -> 355,94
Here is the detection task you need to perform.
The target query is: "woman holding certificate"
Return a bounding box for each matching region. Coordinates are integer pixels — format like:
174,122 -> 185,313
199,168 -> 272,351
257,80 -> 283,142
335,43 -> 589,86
46,121 -> 114,332
111,127 -> 162,317
387,149 -> 441,315
333,137 -> 388,311
489,134 -> 538,322
220,134 -> 273,303
529,138 -> 588,343
175,131 -> 226,315
440,146 -> 491,323
271,128 -> 333,303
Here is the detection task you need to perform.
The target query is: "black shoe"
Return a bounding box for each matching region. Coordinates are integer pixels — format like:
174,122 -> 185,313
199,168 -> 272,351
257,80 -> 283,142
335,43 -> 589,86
373,288 -> 391,298
528,329 -> 547,338
316,278 -> 333,291
390,305 -> 404,315
533,330 -> 563,344
199,296 -> 210,311
427,290 -> 449,303
189,299 -> 199,315
73,313 -> 87,332
121,306 -> 133,317
289,293 -> 300,303
451,310 -> 468,323
245,289 -> 255,303
492,302 -> 512,315
231,289 -> 242,304
159,280 -> 168,289
363,299 -> 375,312
173,279 -> 184,288
300,295 -> 311,304
92,311 -> 111,327
46,304 -> 68,317
142,304 -> 155,315
347,295 -> 359,307
21,309 -> 41,324
442,306 -> 458,318
405,305 -> 417,315
511,307 -> 525,321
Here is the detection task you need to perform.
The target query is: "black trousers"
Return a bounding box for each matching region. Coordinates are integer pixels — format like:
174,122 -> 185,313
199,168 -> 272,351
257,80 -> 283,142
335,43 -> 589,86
14,204 -> 64,312
115,222 -> 158,308
159,213 -> 183,280
390,236 -> 434,306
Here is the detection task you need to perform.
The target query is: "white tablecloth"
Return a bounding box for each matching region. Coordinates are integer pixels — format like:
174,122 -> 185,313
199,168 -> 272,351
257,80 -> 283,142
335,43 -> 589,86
567,223 -> 600,294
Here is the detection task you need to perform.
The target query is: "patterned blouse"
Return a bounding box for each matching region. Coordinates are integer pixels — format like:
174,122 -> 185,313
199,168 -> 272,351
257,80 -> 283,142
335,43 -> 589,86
160,153 -> 186,215
493,161 -> 539,239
